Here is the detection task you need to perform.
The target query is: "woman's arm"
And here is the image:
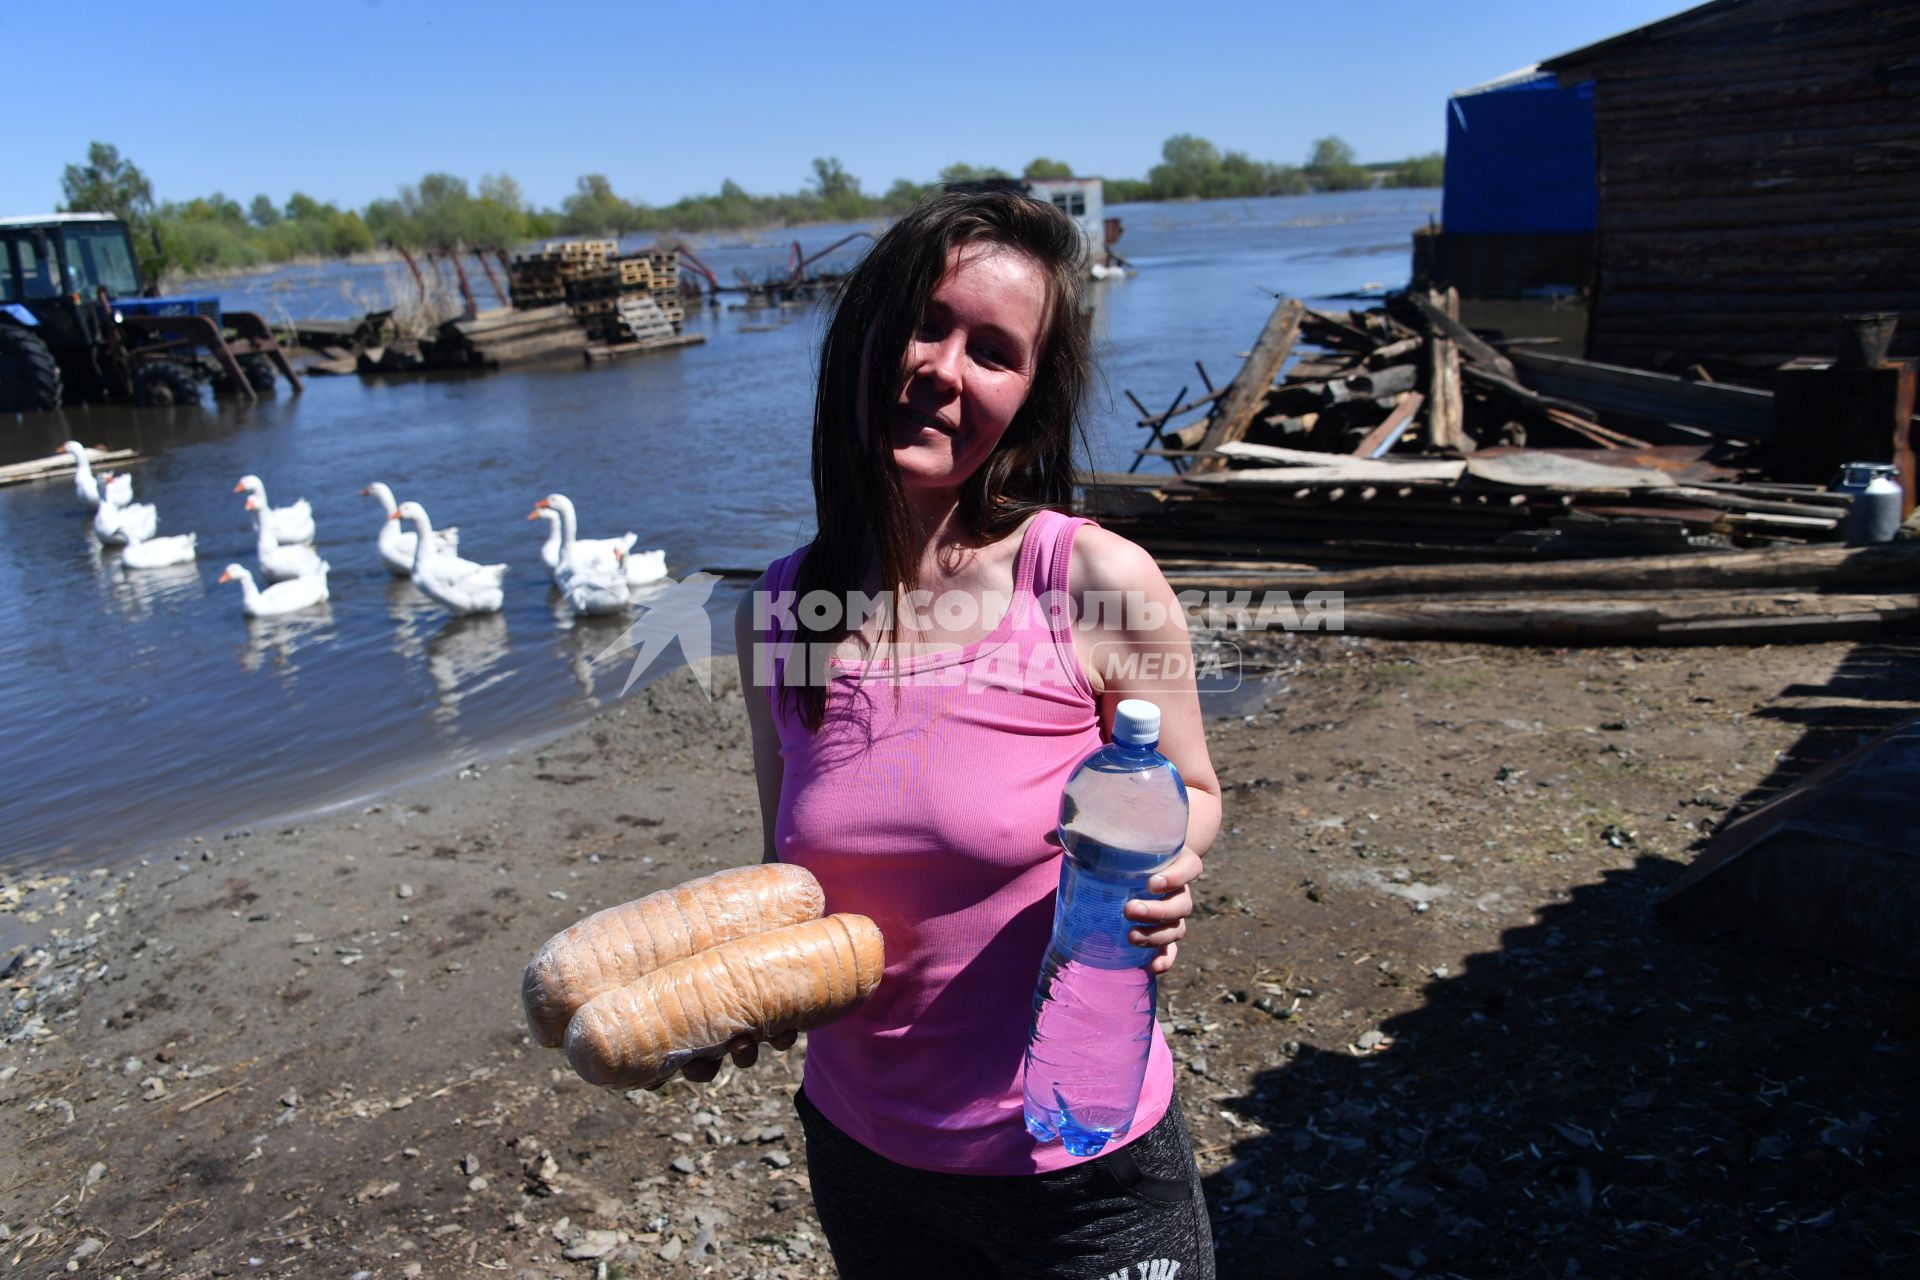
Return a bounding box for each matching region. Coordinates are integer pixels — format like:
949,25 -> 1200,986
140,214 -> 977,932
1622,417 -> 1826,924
733,576 -> 784,863
1070,526 -> 1223,976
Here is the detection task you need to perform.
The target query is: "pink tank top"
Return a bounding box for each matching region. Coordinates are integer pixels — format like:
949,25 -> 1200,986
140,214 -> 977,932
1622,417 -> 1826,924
761,508 -> 1175,1175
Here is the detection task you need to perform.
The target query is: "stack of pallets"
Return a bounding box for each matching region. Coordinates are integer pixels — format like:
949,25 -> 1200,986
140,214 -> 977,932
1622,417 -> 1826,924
508,241 -> 683,346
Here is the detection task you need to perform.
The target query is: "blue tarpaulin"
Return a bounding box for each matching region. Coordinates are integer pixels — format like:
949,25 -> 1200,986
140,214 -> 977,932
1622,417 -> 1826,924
1443,70 -> 1597,235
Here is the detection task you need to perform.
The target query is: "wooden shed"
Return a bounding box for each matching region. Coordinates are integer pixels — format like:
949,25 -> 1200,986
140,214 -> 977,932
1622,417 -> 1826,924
1540,0 -> 1920,371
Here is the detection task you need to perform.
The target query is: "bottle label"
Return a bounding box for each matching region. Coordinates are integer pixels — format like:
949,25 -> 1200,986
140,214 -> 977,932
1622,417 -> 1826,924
1056,865 -> 1152,970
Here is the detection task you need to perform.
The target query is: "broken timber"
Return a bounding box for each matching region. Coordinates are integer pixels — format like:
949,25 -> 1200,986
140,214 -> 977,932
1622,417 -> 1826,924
1096,284 -> 1900,637
1187,299 -> 1303,474
424,305 -> 588,368
0,446 -> 142,489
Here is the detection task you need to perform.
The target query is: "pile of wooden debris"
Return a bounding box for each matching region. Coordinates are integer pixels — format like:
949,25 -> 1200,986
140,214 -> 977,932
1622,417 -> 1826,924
1084,291 -> 1918,643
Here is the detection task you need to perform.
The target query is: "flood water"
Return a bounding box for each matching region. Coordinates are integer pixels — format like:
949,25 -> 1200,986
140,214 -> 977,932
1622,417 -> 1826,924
0,189 -> 1436,872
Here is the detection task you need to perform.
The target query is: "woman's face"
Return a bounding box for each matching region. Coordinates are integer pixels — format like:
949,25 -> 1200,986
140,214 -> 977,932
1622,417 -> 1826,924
888,243 -> 1049,498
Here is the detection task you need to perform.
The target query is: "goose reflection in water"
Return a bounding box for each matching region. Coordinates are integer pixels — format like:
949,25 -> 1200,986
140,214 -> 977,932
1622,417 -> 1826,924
548,578 -> 677,701
553,609 -> 638,702
384,574 -> 443,664
90,541 -> 207,623
425,613 -> 514,722
236,605 -> 336,677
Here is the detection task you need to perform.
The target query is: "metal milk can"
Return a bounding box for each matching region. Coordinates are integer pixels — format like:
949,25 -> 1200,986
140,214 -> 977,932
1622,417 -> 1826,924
1834,462 -> 1904,545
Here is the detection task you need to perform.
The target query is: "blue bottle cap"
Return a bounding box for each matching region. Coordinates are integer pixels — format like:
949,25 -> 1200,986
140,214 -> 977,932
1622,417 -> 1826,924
1113,699 -> 1161,745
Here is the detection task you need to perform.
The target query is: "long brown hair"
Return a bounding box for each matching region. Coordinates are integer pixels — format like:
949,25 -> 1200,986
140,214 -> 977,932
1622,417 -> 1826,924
784,184 -> 1091,731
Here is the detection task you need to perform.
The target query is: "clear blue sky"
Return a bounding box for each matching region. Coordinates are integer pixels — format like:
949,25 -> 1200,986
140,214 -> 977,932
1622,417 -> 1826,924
8,0 -> 1688,214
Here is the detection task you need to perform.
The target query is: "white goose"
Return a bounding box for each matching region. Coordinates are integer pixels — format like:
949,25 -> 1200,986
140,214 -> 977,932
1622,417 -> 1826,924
218,561 -> 329,617
58,442 -> 133,508
248,495 -> 325,582
121,531 -> 198,569
536,493 -> 667,586
529,505 -> 619,583
392,501 -> 507,615
93,495 -> 159,546
363,482 -> 459,577
531,507 -> 630,615
233,475 -> 315,545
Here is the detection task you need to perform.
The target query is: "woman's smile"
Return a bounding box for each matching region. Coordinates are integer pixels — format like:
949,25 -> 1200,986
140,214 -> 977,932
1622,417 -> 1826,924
897,405 -> 955,436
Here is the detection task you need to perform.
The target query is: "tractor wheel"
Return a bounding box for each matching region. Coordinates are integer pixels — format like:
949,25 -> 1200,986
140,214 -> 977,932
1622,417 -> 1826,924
240,354 -> 278,396
0,326 -> 63,413
132,362 -> 203,408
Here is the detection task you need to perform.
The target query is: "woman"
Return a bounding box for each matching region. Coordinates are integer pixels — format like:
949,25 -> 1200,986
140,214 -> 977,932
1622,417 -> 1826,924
721,186 -> 1222,1278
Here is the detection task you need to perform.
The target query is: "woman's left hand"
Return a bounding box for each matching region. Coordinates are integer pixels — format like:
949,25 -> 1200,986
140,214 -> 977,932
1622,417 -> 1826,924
1126,845 -> 1204,975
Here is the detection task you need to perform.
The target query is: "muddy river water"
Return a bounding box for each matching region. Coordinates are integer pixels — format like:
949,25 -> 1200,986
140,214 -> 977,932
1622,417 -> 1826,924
0,189 -> 1436,871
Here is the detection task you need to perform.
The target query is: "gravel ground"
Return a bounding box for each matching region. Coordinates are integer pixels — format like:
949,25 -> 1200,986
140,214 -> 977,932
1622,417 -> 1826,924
3,634 -> 1917,1279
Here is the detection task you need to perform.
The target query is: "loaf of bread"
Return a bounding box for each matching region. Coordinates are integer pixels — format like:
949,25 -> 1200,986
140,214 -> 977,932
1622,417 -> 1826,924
521,863 -> 825,1047
563,913 -> 885,1090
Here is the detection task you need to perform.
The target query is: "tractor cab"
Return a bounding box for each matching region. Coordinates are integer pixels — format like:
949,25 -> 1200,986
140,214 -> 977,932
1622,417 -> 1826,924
0,213 -> 298,412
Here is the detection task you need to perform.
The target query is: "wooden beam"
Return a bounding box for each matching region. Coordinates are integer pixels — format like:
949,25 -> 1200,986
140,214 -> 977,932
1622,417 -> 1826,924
1424,289 -> 1467,452
1188,299 -> 1304,474
1409,290 -> 1518,379
1325,591 -> 1920,646
1352,392 -> 1426,458
1301,308 -> 1375,350
0,447 -> 141,488
1160,541 -> 1920,599
1189,460 -> 1464,486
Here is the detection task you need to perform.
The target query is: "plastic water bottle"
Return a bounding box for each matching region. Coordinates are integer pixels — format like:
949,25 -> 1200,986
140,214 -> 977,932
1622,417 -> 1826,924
1023,698 -> 1188,1156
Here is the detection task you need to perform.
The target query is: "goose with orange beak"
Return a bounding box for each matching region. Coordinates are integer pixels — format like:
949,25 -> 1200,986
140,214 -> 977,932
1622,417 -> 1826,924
530,502 -> 629,616
217,561 -> 328,618
233,475 -> 314,545
362,482 -> 459,576
535,493 -> 667,587
392,501 -> 506,615
91,483 -> 158,546
55,441 -> 133,509
246,494 -> 324,582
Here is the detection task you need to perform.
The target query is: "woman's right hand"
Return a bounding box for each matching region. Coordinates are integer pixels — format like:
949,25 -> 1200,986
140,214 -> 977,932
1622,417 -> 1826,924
665,1029 -> 800,1087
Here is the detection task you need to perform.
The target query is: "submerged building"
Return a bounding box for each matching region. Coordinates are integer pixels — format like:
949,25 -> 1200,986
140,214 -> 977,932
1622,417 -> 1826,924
1024,178 -> 1123,274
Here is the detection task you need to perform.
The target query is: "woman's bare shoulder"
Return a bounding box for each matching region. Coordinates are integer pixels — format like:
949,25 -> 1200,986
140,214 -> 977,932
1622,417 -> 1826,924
1068,522 -> 1166,595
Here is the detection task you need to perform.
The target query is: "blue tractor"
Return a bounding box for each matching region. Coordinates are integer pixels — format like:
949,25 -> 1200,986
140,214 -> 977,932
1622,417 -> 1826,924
0,213 -> 300,412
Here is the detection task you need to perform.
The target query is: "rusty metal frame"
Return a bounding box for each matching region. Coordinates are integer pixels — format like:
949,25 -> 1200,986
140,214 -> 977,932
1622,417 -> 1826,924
117,313 -> 253,402
114,308 -> 305,402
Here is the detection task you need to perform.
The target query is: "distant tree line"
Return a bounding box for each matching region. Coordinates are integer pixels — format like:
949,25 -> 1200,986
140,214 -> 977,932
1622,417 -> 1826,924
54,136 -> 1444,280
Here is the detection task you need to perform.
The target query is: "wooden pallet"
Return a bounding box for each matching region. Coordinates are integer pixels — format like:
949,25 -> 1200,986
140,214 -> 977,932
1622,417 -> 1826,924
547,239 -> 618,259
618,259 -> 654,288
615,295 -> 678,344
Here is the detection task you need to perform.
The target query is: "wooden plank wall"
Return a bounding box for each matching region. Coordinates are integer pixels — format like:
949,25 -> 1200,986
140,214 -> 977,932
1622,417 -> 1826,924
1564,0 -> 1920,370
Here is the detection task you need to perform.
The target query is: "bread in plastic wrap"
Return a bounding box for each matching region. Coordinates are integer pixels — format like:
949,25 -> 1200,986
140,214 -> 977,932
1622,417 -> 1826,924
563,913 -> 885,1089
521,862 -> 825,1047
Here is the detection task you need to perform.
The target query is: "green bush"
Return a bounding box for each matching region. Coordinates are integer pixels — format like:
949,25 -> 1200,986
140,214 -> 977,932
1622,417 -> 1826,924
1386,152 -> 1445,189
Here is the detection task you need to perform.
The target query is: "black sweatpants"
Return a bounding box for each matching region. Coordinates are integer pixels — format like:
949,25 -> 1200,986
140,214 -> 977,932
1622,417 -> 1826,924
796,1088 -> 1216,1280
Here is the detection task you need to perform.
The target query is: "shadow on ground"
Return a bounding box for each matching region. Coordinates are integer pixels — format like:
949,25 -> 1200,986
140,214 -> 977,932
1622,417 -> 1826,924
1208,639 -> 1920,1280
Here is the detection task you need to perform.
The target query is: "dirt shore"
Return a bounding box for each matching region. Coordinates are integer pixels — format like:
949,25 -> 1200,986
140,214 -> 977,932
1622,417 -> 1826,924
4,634 -> 1917,1279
